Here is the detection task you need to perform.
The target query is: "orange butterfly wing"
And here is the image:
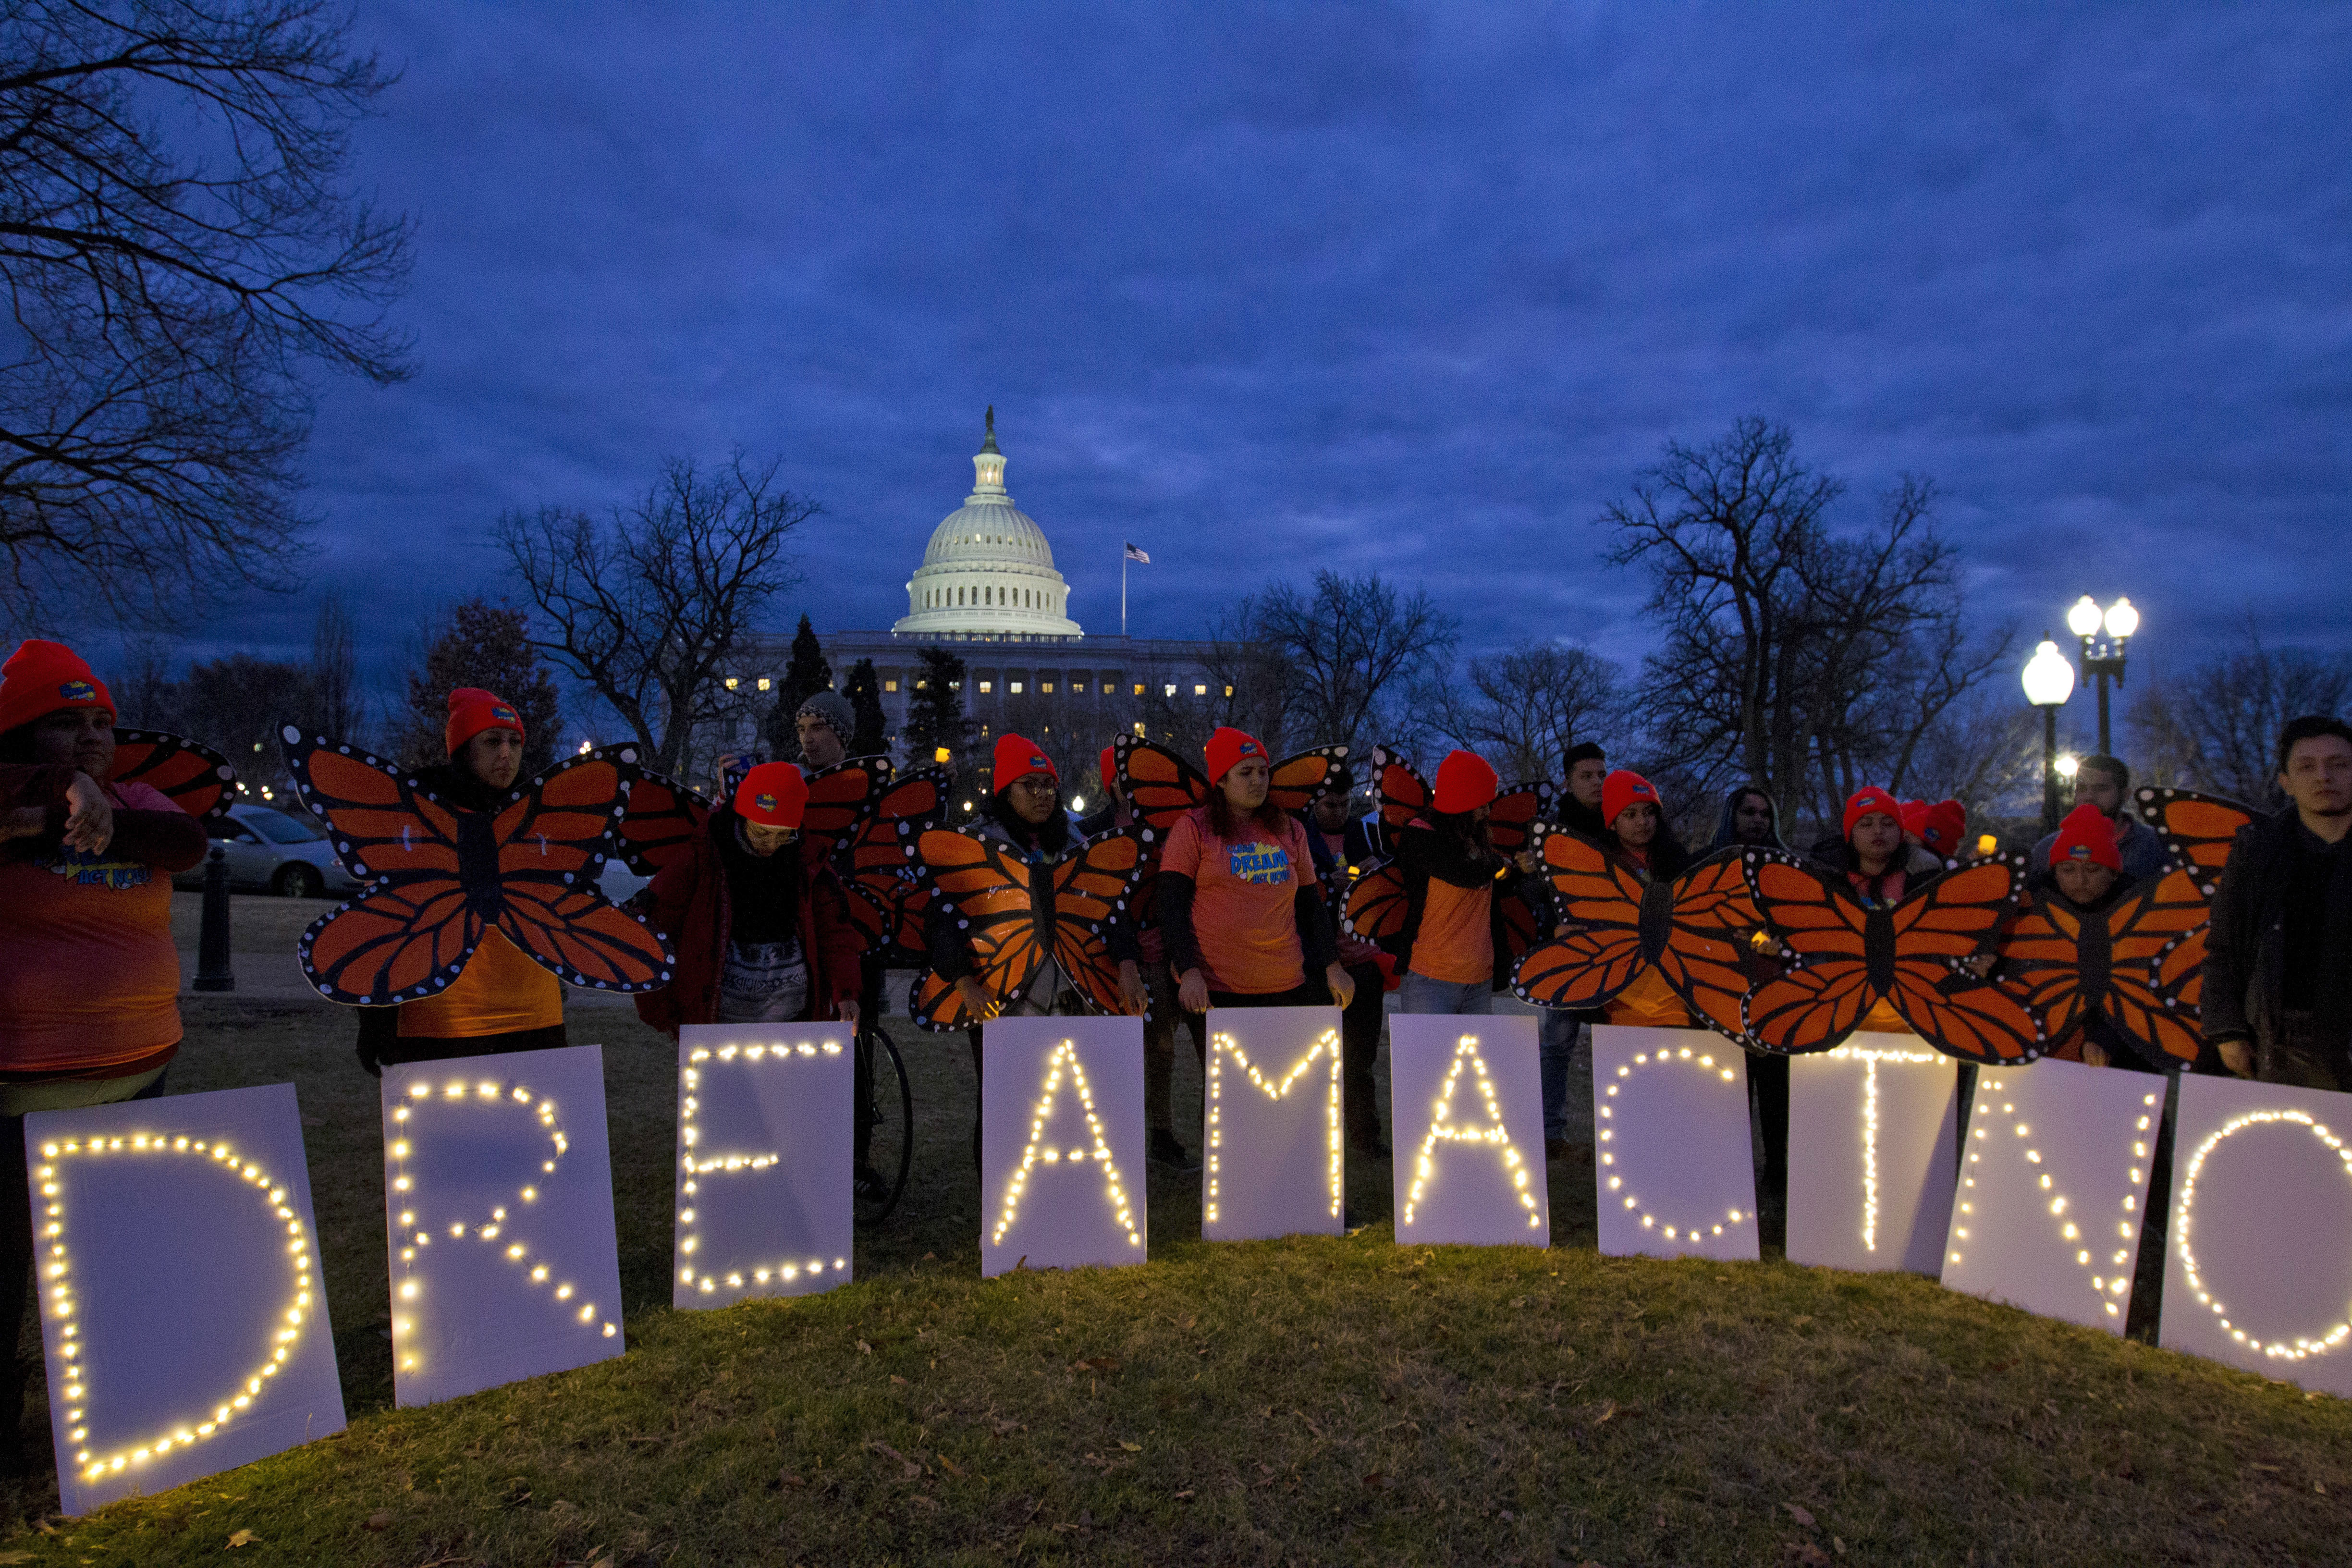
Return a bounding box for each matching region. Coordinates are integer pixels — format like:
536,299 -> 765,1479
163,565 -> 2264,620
1114,735 -> 1212,923
1654,850 -> 1774,1045
906,827 -> 1046,1031
110,729 -> 237,823
614,768 -> 711,878
1343,859 -> 1407,945
843,767 -> 949,960
2133,786 -> 2255,894
1372,745 -> 1429,833
1511,825 -> 1647,1010
1486,782 -> 1555,856
1741,852 -> 1876,1054
1996,897 -> 2090,1048
798,757 -> 890,869
2100,868 -> 2215,1069
1048,826 -> 1153,1015
485,750 -> 672,991
1264,745 -> 1349,816
1881,858 -> 2042,1064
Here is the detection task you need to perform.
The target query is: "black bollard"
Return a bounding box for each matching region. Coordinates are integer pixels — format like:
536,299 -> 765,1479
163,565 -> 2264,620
192,844 -> 236,993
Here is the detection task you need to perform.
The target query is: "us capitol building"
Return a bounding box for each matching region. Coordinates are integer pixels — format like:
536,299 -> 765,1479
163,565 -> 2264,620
725,414 -> 1225,775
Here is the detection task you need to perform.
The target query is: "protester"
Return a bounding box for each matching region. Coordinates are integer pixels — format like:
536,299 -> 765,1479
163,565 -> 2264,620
1080,746 -> 1202,1169
1161,727 -> 1354,1023
1302,763 -> 1393,1156
351,688 -> 575,1072
1708,782 -> 1793,1221
1808,786 -> 1946,907
795,689 -> 855,772
2018,804 -> 2161,1072
2031,755 -> 2167,882
1387,750 -> 1534,1015
1539,740 -> 1611,1159
1710,784 -> 1788,855
1599,769 -> 1691,881
0,640 -> 206,1470
2203,715 -> 2352,1089
1901,798 -> 1970,867
932,735 -> 1148,1159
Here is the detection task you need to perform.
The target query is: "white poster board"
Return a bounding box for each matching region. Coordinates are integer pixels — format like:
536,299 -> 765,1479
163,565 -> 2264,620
26,1084 -> 345,1516
674,1024 -> 853,1307
1940,1058 -> 2161,1334
383,1044 -> 626,1405
1590,1026 -> 1758,1262
1786,1035 -> 1960,1274
2161,1075 -> 2352,1396
980,1016 -> 1147,1277
1389,1014 -> 1549,1248
1202,1005 -> 1345,1242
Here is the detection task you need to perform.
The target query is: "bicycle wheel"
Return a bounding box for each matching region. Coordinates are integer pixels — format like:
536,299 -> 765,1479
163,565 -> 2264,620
855,1025 -> 914,1225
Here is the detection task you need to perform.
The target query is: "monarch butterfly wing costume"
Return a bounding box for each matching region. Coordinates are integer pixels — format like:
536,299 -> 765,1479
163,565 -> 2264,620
281,732 -> 671,1003
842,766 -> 950,961
484,746 -> 674,992
2094,868 -> 2216,1070
1486,780 -> 1555,856
1740,852 -> 1877,1054
1654,848 -> 1776,1045
613,767 -> 711,879
1048,825 -> 1154,1014
797,756 -> 891,873
1995,896 -> 2092,1050
1113,734 -> 1213,922
1877,857 -> 2041,1064
1371,745 -> 1430,835
1342,858 -> 1407,947
110,729 -> 238,824
904,826 -> 1047,1031
1264,745 -> 1350,816
1510,824 -> 1648,1010
2133,786 -> 2256,894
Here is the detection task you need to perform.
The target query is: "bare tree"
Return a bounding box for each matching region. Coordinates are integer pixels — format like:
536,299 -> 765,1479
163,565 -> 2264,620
394,598 -> 562,771
1430,640 -> 1625,782
2129,621 -> 2352,808
0,0 -> 412,629
309,589 -> 362,741
496,453 -> 814,774
1226,570 -> 1458,755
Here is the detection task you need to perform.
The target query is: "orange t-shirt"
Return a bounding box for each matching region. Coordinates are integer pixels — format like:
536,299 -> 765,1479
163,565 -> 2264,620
0,780 -> 183,1075
398,929 -> 564,1038
1410,878 -> 1494,985
1163,808 -> 1317,995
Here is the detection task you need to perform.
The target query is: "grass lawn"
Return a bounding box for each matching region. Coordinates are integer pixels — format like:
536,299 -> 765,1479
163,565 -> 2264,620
0,988 -> 2347,1567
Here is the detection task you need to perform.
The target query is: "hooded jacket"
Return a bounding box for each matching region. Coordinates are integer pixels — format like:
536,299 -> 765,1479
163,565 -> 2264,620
1709,787 -> 1790,856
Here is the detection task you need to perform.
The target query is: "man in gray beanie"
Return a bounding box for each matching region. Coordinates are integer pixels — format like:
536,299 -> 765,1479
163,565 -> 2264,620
795,689 -> 855,773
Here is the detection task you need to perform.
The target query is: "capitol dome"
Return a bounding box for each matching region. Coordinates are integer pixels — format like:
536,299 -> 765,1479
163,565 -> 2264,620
892,412 -> 1083,639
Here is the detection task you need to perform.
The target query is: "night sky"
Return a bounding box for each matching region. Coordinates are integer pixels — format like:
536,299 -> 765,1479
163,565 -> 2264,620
244,1 -> 2348,699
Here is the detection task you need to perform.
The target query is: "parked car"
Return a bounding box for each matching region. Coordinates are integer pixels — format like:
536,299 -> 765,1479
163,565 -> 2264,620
172,802 -> 359,899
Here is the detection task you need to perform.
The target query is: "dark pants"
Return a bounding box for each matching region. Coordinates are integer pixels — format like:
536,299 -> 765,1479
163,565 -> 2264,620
1,1069 -> 173,1461
2262,1010 -> 2352,1093
1749,1051 -> 1789,1207
367,1021 -> 569,1069
1339,961 -> 1387,1147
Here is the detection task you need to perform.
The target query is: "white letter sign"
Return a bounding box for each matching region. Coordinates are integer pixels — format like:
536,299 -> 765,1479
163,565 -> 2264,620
1202,1005 -> 1344,1242
981,1016 -> 1147,1277
2161,1075 -> 2352,1396
382,1044 -> 626,1405
1941,1058 -> 2159,1333
26,1084 -> 345,1516
1389,1014 -> 1549,1247
1590,1025 -> 1757,1262
674,1023 -> 852,1307
1785,1035 -> 1960,1274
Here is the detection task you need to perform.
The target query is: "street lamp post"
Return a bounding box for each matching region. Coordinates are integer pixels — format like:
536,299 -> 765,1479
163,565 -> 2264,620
2064,595 -> 2138,755
2021,634 -> 2078,835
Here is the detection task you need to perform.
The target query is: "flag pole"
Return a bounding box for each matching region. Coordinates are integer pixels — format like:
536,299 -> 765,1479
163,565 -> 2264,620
1121,550 -> 1128,639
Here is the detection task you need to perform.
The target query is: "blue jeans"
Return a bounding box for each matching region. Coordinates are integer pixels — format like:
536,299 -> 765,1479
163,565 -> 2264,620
1396,972 -> 1493,1016
1539,1008 -> 1588,1142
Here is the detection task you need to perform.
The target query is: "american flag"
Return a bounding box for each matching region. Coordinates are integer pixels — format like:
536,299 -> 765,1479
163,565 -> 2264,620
1123,542 -> 1151,564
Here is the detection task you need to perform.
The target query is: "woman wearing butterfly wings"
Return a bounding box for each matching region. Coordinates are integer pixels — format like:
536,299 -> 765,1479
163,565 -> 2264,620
286,687 -> 673,1075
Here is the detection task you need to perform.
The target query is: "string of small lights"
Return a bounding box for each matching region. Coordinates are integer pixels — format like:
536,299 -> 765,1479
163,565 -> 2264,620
1951,1072 -> 2158,1320
676,1041 -> 851,1298
1819,1041 -> 1942,1253
1401,1032 -> 1542,1232
1597,1043 -> 1747,1245
990,1040 -> 1142,1251
35,1133 -> 317,1487
387,1076 -> 619,1377
1204,1028 -> 1343,1226
2175,1106 -> 2352,1362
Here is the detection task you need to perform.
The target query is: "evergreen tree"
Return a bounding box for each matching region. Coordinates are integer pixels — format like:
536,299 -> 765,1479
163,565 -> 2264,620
901,647 -> 972,811
844,658 -> 889,759
402,600 -> 564,772
763,614 -> 833,760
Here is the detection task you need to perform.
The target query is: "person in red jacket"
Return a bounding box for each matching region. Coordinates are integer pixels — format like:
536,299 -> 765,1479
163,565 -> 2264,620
635,761 -> 864,1032
0,639 -> 207,1471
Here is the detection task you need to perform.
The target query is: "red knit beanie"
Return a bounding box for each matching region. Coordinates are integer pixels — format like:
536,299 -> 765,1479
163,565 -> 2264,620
1601,769 -> 1660,831
992,733 -> 1056,794
1432,750 -> 1500,814
1843,786 -> 1903,841
0,639 -> 113,735
1921,799 -> 1967,858
1899,800 -> 1929,840
734,761 -> 810,828
1204,726 -> 1266,786
445,687 -> 526,757
1099,746 -> 1117,791
2050,802 -> 2122,871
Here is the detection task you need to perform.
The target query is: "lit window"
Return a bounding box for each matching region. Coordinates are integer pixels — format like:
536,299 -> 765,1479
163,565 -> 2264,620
1009,682 -> 1023,695
756,678 -> 772,692
1194,684 -> 1207,697
1040,682 -> 1054,694
978,681 -> 993,695
1164,684 -> 1176,698
1134,684 -> 1145,696
1224,685 -> 1234,698
883,680 -> 898,693
723,677 -> 739,690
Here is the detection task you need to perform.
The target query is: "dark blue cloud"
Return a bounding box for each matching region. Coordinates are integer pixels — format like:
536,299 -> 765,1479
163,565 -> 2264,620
197,0 -> 2347,707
